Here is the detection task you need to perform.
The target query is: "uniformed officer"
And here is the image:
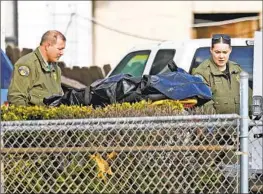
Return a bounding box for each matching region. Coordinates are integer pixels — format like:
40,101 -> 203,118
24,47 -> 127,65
8,30 -> 66,106
192,34 -> 252,114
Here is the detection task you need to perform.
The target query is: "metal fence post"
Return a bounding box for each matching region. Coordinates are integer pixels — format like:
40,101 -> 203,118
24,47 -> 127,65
0,131 -> 4,194
239,71 -> 249,193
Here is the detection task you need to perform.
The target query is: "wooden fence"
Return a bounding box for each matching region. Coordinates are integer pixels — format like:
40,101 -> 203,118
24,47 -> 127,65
5,45 -> 112,87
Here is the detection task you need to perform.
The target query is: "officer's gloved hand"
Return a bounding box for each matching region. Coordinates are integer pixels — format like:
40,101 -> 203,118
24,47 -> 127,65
43,94 -> 63,107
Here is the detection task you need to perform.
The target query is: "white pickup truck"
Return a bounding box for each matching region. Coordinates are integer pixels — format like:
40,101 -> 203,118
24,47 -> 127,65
107,37 -> 254,88
107,32 -> 263,190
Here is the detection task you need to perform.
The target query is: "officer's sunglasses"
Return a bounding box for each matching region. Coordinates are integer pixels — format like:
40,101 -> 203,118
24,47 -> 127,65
212,34 -> 231,42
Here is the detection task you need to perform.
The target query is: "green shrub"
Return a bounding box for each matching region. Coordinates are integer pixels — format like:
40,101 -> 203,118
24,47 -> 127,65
1,100 -> 185,121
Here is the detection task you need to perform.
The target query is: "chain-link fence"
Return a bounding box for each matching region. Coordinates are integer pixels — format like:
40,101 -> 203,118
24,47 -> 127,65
1,115 -> 242,193
0,71 -> 262,193
248,119 -> 263,194
222,118 -> 263,194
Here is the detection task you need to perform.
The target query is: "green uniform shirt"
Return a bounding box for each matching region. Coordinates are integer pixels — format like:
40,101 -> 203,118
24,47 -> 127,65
192,58 -> 252,114
8,47 -> 63,106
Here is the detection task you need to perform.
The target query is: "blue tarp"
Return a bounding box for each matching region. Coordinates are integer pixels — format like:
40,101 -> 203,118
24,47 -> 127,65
141,68 -> 212,100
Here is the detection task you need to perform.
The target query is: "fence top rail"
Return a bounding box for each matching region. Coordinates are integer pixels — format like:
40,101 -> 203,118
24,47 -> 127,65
1,114 -> 240,127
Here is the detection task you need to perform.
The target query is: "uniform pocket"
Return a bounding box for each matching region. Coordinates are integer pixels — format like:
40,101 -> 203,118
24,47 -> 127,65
214,97 -> 235,114
29,87 -> 49,105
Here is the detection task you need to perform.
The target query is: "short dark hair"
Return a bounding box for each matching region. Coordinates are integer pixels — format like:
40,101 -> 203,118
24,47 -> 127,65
40,30 -> 66,45
211,34 -> 231,47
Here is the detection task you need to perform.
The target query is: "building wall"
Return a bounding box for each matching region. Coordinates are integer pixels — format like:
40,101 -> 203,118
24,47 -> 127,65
16,1 -> 93,68
192,1 -> 262,14
93,1 -> 193,68
2,1 -> 262,69
93,1 -> 262,68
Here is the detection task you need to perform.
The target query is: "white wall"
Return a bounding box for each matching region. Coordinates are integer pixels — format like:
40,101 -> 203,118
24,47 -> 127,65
94,1 -> 193,68
192,1 -> 262,13
17,1 -> 92,67
5,1 -> 262,69
93,1 -> 262,68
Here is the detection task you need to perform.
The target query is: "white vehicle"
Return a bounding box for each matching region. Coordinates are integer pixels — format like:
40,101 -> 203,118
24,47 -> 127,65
107,38 -> 254,88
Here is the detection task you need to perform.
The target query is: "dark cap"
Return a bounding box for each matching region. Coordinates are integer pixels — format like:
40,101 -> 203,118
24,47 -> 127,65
211,34 -> 231,46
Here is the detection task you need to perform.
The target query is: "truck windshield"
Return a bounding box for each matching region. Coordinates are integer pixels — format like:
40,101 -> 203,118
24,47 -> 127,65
190,46 -> 254,88
109,50 -> 151,77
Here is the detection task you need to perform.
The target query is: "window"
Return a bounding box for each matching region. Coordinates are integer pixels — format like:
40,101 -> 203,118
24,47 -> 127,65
190,46 -> 254,88
1,50 -> 13,89
150,49 -> 175,75
193,13 -> 259,38
109,50 -> 150,77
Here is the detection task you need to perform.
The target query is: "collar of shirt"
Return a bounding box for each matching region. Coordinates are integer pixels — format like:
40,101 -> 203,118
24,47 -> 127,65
35,47 -> 55,72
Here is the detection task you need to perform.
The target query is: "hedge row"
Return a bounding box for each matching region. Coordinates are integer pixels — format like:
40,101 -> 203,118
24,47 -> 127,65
1,100 -> 187,121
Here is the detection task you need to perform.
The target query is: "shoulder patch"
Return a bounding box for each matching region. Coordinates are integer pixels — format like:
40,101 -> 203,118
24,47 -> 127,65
18,66 -> 30,76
